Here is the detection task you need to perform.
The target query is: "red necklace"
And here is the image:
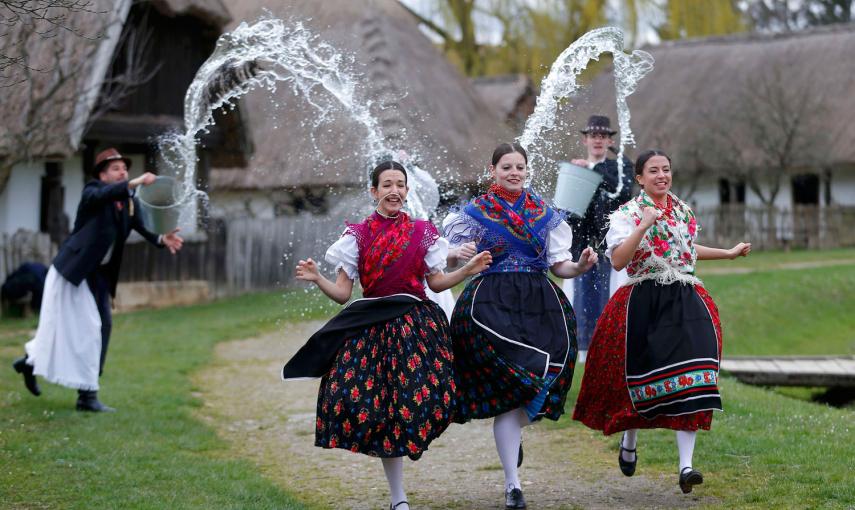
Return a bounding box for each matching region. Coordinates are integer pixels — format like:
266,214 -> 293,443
489,183 -> 523,203
653,194 -> 673,218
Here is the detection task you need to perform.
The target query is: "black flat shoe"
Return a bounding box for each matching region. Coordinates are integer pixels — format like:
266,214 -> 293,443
618,434 -> 636,477
517,442 -> 523,467
389,500 -> 409,509
505,487 -> 527,509
12,356 -> 41,396
679,467 -> 703,494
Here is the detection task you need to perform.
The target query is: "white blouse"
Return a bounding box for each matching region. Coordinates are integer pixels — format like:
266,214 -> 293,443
441,211 -> 574,266
604,211 -> 635,260
324,231 -> 449,281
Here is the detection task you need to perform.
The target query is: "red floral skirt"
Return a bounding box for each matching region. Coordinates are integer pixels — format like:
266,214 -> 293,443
572,283 -> 723,435
315,301 -> 456,457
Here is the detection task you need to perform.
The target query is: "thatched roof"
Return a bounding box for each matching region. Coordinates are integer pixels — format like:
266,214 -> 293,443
472,74 -> 534,122
576,23 -> 855,172
0,0 -> 231,159
151,0 -> 231,27
209,0 -> 512,189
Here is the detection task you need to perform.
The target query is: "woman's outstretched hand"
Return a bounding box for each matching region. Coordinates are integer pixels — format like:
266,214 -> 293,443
729,242 -> 752,259
578,247 -> 599,273
463,250 -> 492,275
296,258 -> 321,282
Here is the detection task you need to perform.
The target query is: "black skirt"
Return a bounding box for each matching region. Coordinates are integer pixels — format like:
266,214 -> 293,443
625,280 -> 722,419
451,272 -> 577,422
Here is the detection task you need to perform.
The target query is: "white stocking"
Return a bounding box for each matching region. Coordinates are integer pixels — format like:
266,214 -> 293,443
621,428 -> 638,462
676,430 -> 697,473
494,409 -> 523,490
381,457 -> 408,509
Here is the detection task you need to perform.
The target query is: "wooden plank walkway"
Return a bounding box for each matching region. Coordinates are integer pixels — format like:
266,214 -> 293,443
721,355 -> 855,387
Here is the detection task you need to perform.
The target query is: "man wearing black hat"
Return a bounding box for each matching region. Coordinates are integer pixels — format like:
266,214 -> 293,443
12,148 -> 184,412
564,115 -> 634,356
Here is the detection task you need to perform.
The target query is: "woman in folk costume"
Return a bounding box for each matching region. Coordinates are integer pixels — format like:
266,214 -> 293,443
283,161 -> 491,510
443,142 -> 598,510
573,150 -> 751,494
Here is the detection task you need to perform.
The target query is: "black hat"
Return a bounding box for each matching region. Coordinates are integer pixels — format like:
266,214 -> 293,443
580,115 -> 617,136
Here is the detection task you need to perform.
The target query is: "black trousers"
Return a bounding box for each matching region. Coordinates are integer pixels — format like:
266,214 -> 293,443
86,269 -> 112,376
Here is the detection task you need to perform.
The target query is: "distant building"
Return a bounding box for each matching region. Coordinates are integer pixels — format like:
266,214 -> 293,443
0,0 -> 242,243
580,23 -> 855,211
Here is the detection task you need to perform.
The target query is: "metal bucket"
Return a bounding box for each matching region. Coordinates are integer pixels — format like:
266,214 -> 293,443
553,162 -> 603,216
137,176 -> 184,234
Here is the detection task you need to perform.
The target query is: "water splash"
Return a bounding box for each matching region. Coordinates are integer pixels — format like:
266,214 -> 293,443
518,27 -> 654,199
157,16 -> 439,221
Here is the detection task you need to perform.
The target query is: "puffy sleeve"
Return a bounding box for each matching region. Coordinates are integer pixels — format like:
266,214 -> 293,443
547,221 -> 574,265
424,237 -> 449,275
442,210 -> 479,247
324,231 -> 359,281
605,210 -> 636,260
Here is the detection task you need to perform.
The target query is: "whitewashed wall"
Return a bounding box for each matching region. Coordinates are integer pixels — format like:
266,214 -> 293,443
831,171 -> 855,206
0,162 -> 42,234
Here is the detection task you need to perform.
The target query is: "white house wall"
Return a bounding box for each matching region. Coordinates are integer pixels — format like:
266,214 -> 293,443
0,161 -> 42,234
61,156 -> 85,224
687,180 -> 719,210
831,171 -> 855,206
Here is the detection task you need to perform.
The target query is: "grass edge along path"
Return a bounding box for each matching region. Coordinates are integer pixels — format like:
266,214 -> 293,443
0,290 -> 337,510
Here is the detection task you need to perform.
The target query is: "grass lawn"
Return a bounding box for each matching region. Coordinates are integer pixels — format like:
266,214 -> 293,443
0,289 -> 337,510
698,246 -> 855,273
1,248 -> 853,509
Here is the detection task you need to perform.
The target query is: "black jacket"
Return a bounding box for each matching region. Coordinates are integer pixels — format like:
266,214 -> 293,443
52,179 -> 162,297
568,157 -> 634,258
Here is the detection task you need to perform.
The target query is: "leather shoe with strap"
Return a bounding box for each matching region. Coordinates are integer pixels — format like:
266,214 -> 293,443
76,390 -> 116,412
12,356 -> 41,396
389,501 -> 409,509
618,433 -> 637,477
505,486 -> 527,509
679,467 -> 703,494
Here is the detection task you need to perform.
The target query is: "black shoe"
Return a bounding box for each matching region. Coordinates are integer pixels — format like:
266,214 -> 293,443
517,442 -> 523,467
505,487 -> 527,509
618,434 -> 636,477
389,501 -> 409,510
76,391 -> 116,413
12,356 -> 41,396
679,467 -> 703,494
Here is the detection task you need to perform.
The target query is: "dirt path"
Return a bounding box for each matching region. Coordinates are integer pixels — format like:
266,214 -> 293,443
193,322 -> 716,509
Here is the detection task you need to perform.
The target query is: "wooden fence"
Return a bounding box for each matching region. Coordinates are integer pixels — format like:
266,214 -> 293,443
695,205 -> 855,250
119,213 -> 345,294
5,204 -> 855,296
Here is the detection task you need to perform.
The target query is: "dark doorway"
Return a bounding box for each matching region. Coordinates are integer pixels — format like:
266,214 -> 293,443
792,174 -> 820,205
40,162 -> 68,245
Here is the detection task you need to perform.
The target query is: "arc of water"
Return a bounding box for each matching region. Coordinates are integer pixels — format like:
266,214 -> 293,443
158,17 -> 439,220
518,27 -> 654,200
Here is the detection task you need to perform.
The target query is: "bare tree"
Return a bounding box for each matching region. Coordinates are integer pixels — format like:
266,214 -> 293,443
0,1 -> 99,84
696,57 -> 828,207
739,0 -> 853,32
0,6 -> 157,194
